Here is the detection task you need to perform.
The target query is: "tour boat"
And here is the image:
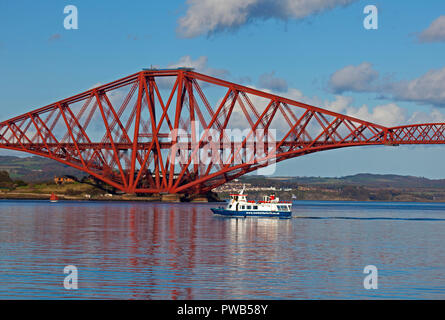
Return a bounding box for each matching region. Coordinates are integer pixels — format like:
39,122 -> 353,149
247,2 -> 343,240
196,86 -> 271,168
50,193 -> 59,203
211,187 -> 292,218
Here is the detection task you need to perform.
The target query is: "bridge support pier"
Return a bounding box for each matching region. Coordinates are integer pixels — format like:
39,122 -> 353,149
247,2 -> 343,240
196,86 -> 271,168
161,193 -> 182,202
157,191 -> 221,202
184,191 -> 221,203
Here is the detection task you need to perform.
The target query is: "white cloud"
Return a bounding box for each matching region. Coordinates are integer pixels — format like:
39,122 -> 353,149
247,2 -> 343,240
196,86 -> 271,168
408,108 -> 445,124
259,87 -> 445,128
177,0 -> 358,38
323,96 -> 445,127
389,67 -> 445,107
328,62 -> 379,93
323,95 -> 353,113
258,71 -> 288,92
328,63 -> 445,107
166,55 -> 229,78
155,55 -> 229,89
418,15 -> 445,43
256,86 -> 406,128
152,58 -> 445,129
227,84 -> 407,132
343,103 -> 407,127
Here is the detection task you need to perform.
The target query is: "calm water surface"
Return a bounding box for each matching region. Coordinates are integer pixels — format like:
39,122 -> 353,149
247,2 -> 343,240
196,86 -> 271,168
1,199 -> 445,299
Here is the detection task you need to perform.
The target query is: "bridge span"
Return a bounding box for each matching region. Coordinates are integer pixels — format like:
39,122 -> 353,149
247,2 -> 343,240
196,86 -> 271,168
1,69 -> 444,195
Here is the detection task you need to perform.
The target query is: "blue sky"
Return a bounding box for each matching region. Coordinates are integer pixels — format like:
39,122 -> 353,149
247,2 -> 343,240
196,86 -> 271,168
1,0 -> 445,178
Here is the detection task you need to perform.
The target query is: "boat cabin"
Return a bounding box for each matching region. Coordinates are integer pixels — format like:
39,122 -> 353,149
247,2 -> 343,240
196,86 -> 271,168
227,192 -> 291,212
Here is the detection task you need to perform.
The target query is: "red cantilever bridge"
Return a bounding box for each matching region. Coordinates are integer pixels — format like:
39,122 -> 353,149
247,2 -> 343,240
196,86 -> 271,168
0,68 -> 444,196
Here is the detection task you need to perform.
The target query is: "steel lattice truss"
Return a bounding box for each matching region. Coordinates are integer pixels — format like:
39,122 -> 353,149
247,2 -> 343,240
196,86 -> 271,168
1,69 -> 444,194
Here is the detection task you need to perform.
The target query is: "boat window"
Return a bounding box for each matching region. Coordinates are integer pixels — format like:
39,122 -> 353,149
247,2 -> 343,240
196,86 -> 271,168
240,205 -> 245,210
253,206 -> 258,210
246,206 -> 251,210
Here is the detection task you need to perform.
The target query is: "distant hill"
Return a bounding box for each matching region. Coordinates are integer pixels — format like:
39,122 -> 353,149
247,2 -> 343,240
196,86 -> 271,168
1,154 -> 445,189
0,156 -> 86,182
241,173 -> 445,189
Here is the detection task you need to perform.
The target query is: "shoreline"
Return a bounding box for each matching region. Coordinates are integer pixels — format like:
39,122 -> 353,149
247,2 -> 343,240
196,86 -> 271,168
2,191 -> 445,203
0,192 -> 214,203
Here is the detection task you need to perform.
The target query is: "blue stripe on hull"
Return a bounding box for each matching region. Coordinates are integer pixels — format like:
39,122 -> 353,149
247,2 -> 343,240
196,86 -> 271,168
211,208 -> 291,218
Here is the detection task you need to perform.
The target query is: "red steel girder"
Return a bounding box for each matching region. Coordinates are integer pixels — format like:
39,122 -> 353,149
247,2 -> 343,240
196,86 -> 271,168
1,69 -> 445,195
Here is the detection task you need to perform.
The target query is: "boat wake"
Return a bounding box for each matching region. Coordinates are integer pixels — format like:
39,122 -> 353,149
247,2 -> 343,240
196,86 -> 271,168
295,216 -> 445,222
